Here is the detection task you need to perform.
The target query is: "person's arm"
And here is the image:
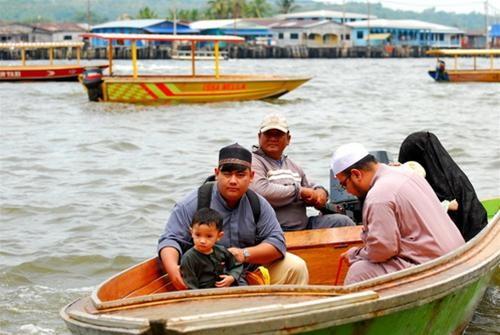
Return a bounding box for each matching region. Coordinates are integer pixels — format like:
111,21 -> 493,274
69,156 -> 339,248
228,242 -> 282,264
160,247 -> 188,290
250,156 -> 300,207
350,202 -> 400,263
157,193 -> 197,290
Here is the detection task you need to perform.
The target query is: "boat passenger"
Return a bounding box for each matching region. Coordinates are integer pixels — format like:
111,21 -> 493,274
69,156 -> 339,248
180,208 -> 246,289
250,113 -> 355,231
330,143 -> 465,284
398,131 -> 488,241
158,143 -> 309,290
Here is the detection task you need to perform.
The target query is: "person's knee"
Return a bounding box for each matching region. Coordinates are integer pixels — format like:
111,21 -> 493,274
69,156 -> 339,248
311,214 -> 355,229
268,252 -> 309,285
286,253 -> 309,285
344,261 -> 384,285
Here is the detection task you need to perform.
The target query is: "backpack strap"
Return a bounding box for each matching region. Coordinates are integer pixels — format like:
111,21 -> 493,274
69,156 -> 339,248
197,182 -> 214,210
197,181 -> 261,223
245,188 -> 261,224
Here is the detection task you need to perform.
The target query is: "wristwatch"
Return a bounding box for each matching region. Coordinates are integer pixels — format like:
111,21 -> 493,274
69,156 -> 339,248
242,248 -> 250,262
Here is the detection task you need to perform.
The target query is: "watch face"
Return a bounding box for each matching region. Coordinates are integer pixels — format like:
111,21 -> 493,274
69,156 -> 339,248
243,249 -> 250,257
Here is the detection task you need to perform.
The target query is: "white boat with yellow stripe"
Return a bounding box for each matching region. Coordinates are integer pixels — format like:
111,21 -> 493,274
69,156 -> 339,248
80,33 -> 311,104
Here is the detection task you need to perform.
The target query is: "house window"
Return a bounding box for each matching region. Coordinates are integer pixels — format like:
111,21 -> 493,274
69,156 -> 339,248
278,33 -> 284,39
346,34 -> 350,40
290,33 -> 299,39
63,35 -> 72,40
357,31 -> 363,39
439,34 -> 444,41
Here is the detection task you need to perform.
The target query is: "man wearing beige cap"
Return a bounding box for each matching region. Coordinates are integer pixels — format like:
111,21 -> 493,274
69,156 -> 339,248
330,143 -> 465,284
251,113 -> 354,231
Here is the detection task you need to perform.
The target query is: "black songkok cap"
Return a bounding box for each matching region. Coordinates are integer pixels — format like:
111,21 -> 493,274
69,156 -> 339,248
218,143 -> 252,168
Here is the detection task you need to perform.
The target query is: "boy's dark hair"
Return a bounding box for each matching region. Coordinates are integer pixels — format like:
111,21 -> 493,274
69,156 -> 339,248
191,208 -> 223,231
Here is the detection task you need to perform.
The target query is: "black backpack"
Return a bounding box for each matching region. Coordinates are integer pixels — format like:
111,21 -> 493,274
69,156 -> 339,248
197,179 -> 261,224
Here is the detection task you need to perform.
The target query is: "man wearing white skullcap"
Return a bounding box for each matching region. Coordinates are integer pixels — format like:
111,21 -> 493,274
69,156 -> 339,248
331,143 -> 465,284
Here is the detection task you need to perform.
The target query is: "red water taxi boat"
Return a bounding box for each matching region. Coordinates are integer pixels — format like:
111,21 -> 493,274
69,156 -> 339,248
0,41 -> 107,81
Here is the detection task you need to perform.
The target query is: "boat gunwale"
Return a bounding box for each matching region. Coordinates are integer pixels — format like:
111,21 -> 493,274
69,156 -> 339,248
100,74 -> 312,84
426,48 -> 500,56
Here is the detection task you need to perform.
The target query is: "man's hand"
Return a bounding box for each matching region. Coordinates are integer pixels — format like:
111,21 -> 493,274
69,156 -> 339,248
160,247 -> 188,290
313,188 -> 328,209
340,250 -> 351,266
300,187 -> 316,205
215,275 -> 235,287
227,247 -> 245,263
169,266 -> 188,291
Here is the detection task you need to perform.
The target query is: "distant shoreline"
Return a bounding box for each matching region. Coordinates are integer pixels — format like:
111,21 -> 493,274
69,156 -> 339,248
0,45 -> 435,60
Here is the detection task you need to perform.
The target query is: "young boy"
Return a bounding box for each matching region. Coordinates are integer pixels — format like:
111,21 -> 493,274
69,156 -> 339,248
180,207 -> 246,289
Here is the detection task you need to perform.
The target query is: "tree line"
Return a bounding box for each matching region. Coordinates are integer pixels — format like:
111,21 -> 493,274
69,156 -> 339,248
136,0 -> 298,21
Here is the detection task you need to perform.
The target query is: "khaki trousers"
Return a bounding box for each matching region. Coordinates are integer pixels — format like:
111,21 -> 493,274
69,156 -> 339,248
266,252 -> 309,285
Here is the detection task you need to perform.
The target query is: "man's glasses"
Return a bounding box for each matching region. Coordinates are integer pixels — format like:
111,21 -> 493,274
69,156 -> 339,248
338,174 -> 352,190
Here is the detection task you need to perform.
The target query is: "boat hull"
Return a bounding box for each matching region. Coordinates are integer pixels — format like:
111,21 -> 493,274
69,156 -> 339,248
428,69 -> 500,82
88,75 -> 311,104
0,64 -> 108,81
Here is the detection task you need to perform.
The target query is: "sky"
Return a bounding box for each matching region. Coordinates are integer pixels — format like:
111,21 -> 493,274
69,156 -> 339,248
315,0 -> 500,15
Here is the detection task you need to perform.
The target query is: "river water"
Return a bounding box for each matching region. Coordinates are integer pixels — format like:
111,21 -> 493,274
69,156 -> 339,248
0,58 -> 499,334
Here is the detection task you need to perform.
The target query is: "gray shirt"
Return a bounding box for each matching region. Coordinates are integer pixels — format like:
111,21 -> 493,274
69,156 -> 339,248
251,147 -> 321,230
157,185 -> 286,260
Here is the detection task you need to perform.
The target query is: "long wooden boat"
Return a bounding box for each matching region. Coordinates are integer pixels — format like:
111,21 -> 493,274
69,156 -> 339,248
79,33 -> 311,104
426,49 -> 500,82
0,41 -> 108,81
61,198 -> 499,334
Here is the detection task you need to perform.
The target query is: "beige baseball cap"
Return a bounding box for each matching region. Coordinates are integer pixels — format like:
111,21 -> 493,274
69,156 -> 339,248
259,113 -> 289,133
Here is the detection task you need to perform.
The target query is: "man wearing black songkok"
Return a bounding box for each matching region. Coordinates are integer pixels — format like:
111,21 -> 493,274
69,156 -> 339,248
398,131 -> 487,241
158,143 -> 309,290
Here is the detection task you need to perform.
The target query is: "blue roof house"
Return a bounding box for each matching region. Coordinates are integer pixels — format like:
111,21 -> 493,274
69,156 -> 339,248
347,19 -> 464,48
90,19 -> 198,47
190,19 -> 271,46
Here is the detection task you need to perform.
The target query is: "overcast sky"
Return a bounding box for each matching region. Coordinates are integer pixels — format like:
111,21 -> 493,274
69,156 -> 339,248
315,0 -> 500,15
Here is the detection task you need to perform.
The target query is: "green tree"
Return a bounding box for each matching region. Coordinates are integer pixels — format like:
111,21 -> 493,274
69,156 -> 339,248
246,0 -> 272,18
206,0 -> 231,19
136,6 -> 158,19
168,9 -> 203,21
275,0 -> 298,14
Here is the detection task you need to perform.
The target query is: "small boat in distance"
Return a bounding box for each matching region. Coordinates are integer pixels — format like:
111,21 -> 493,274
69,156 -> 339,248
79,33 -> 311,105
426,49 -> 500,82
61,198 -> 499,335
0,41 -> 108,81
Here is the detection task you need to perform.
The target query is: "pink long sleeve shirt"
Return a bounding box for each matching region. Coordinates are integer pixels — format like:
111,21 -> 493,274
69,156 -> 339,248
347,164 -> 465,273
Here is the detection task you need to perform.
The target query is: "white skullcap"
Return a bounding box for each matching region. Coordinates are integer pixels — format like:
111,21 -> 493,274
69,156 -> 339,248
330,143 -> 370,175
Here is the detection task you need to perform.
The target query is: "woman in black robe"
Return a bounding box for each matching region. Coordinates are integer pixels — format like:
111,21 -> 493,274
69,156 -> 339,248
398,131 -> 487,241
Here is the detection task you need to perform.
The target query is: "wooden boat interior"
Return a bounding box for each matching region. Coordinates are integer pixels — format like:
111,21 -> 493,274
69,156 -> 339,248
93,226 -> 363,306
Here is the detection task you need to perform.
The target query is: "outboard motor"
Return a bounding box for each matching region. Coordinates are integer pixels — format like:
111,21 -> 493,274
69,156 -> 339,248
82,68 -> 104,102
